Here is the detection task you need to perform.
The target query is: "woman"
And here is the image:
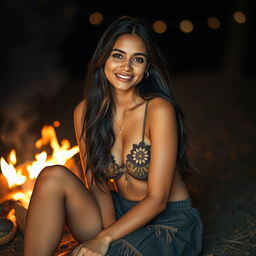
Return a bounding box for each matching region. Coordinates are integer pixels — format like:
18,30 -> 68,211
24,16 -> 203,256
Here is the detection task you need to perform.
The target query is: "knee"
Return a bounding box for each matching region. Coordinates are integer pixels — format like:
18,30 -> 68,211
35,165 -> 68,188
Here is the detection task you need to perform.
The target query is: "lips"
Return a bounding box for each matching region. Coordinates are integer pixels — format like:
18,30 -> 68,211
115,73 -> 133,82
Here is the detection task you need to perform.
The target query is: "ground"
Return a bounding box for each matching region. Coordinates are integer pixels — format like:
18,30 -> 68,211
179,72 -> 256,255
0,71 -> 255,255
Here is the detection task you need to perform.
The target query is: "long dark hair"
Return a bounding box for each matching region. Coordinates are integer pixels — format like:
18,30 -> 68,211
81,16 -> 194,187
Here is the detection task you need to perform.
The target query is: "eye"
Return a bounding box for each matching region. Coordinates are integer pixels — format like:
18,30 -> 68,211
132,57 -> 145,63
112,53 -> 123,59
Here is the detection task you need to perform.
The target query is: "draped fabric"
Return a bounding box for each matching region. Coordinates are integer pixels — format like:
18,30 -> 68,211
107,192 -> 203,256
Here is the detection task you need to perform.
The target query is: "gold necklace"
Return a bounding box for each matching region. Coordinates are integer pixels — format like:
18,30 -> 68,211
115,112 -> 128,135
114,98 -> 142,135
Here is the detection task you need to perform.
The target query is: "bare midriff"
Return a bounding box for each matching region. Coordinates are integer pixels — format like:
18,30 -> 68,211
110,170 -> 190,202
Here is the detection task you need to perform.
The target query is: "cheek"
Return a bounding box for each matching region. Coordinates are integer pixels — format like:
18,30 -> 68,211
104,58 -> 118,73
104,60 -> 116,82
135,65 -> 147,76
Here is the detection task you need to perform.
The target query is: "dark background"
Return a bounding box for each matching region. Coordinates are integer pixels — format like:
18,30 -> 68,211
0,0 -> 255,162
0,1 -> 255,255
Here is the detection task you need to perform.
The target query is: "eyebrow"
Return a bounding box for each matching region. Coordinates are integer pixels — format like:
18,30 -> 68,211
111,48 -> 147,58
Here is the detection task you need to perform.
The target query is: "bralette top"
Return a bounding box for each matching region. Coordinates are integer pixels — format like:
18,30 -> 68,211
104,101 -> 151,183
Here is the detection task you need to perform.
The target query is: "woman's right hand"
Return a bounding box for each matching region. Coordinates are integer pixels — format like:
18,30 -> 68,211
70,234 -> 111,256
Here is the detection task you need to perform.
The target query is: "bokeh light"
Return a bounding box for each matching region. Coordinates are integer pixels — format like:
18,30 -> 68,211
207,17 -> 221,30
179,20 -> 193,33
89,12 -> 103,25
233,11 -> 246,24
53,121 -> 61,128
152,20 -> 167,34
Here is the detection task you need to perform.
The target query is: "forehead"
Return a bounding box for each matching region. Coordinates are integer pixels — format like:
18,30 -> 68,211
113,34 -> 147,53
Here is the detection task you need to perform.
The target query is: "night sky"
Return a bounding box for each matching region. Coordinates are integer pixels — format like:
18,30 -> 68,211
0,0 -> 255,161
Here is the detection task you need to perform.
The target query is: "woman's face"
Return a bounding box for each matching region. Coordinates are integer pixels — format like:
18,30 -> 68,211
104,33 -> 148,92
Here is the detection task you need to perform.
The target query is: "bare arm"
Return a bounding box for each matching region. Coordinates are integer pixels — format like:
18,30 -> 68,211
96,97 -> 178,242
73,100 -> 116,229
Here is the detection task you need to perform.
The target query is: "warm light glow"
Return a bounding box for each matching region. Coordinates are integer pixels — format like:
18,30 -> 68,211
233,11 -> 246,24
0,157 -> 27,188
30,125 -> 79,178
7,209 -> 16,226
12,191 -> 32,209
207,17 -> 221,29
0,125 -> 79,208
152,20 -> 167,34
179,20 -> 193,33
109,178 -> 118,192
89,12 -> 103,25
9,149 -> 17,165
53,120 -> 61,127
26,151 -> 49,179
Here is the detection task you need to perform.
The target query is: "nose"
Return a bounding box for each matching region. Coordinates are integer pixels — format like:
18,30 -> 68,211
121,59 -> 133,71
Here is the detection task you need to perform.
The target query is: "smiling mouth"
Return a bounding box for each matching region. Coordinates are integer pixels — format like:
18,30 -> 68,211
115,74 -> 133,81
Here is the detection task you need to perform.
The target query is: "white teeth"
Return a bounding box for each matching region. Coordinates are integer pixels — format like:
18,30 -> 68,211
116,74 -> 132,79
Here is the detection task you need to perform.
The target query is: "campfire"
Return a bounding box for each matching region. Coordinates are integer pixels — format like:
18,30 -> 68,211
0,122 -> 79,245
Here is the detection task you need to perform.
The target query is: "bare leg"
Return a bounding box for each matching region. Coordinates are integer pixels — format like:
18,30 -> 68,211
23,165 -> 102,256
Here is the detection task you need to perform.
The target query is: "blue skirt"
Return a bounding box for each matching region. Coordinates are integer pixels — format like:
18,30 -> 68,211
107,192 -> 203,256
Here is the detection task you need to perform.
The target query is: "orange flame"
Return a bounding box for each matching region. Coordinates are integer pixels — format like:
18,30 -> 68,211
6,208 -> 17,227
0,150 -> 26,188
0,122 -> 79,208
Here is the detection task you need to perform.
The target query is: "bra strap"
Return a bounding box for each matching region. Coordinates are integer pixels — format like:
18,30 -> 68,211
142,101 -> 149,142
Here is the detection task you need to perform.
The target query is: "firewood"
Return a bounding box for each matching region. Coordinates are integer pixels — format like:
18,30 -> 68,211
13,201 -> 27,233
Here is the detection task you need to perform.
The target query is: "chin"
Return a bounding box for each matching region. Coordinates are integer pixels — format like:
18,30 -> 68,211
111,83 -> 135,91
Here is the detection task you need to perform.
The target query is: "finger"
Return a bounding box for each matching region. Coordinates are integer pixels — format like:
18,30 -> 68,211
88,249 -> 98,256
82,248 -> 98,256
89,251 -> 101,256
77,248 -> 87,256
78,247 -> 94,256
70,247 -> 78,256
86,249 -> 98,256
71,244 -> 84,256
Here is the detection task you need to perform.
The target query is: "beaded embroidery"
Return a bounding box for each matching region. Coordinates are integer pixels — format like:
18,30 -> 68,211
105,101 -> 150,184
106,141 -> 151,181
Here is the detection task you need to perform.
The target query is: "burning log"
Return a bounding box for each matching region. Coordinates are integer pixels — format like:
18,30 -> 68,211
13,201 -> 27,234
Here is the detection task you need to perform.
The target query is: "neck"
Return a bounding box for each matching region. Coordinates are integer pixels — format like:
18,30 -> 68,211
111,89 -> 145,135
112,89 -> 142,113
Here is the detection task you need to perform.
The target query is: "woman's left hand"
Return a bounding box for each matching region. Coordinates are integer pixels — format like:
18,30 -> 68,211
70,235 -> 111,256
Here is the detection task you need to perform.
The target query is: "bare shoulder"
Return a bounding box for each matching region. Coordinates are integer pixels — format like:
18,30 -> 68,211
147,97 -> 178,143
73,99 -> 86,121
148,97 -> 175,117
73,99 -> 87,135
